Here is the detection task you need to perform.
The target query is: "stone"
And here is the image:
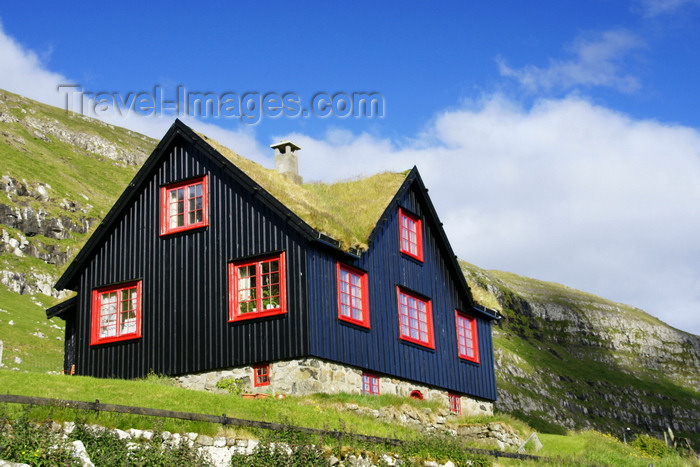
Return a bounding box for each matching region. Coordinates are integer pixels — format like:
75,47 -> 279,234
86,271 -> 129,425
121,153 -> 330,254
213,436 -> 227,447
70,440 -> 94,467
63,421 -> 76,434
198,445 -> 233,466
0,460 -> 32,467
197,434 -> 214,446
246,439 -> 259,455
114,429 -> 131,440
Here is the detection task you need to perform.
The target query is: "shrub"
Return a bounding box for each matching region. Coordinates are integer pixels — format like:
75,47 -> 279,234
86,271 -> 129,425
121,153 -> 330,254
0,406 -> 78,466
216,377 -> 246,395
229,427 -> 327,467
399,432 -> 491,467
631,434 -> 668,458
70,421 -> 212,466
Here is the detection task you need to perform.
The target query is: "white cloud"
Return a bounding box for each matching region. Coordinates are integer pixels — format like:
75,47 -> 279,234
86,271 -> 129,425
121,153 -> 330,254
0,21 -> 68,108
282,95 -> 700,335
498,30 -> 644,93
637,0 -> 700,16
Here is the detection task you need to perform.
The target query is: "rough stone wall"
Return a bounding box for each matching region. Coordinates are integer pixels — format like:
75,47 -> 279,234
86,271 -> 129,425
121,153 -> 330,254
175,357 -> 494,417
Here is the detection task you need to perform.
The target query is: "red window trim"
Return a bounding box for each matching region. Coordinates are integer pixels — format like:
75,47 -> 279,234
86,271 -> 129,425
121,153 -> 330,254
160,175 -> 209,236
228,252 -> 287,322
455,310 -> 480,363
90,280 -> 142,345
362,372 -> 380,395
253,364 -> 271,387
398,207 -> 423,262
396,287 -> 435,349
449,393 -> 462,415
336,263 -> 370,328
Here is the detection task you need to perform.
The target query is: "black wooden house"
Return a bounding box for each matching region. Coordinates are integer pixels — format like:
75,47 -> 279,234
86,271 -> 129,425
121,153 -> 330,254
47,120 -> 497,411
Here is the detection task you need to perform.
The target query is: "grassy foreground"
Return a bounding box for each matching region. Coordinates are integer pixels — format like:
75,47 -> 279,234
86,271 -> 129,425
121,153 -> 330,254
0,371 -> 696,466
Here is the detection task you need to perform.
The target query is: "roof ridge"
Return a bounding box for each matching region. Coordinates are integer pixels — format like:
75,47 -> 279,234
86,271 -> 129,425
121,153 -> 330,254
196,131 -> 409,251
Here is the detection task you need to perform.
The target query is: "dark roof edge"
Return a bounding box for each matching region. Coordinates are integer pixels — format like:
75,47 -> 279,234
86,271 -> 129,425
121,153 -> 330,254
55,119 -> 322,290
366,166 -> 419,246
474,304 -> 500,320
46,296 -> 77,319
368,167 -> 496,320
182,123 -> 320,243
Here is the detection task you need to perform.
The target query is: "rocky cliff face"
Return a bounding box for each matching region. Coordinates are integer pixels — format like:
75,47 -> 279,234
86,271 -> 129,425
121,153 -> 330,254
463,263 -> 699,444
0,88 -> 155,297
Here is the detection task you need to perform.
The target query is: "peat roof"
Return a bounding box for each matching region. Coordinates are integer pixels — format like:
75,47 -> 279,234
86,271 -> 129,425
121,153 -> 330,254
199,132 -> 408,251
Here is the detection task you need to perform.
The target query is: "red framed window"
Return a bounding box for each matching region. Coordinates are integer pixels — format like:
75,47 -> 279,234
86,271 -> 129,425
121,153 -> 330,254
160,175 -> 209,235
449,393 -> 462,415
456,311 -> 480,363
362,372 -> 380,395
337,263 -> 370,328
397,287 -> 434,349
229,253 -> 287,321
90,280 -> 142,345
254,364 -> 270,387
398,208 -> 423,261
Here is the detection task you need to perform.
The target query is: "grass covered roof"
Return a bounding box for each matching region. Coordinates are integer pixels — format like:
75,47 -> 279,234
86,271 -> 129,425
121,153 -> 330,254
199,133 -> 409,251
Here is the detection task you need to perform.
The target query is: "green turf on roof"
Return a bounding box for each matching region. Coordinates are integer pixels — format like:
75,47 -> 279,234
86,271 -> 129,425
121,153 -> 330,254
199,133 -> 407,251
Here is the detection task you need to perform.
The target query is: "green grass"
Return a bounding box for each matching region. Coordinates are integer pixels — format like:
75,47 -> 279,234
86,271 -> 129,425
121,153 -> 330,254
0,287 -> 65,373
0,371 -> 437,440
535,431 -> 692,467
1,372 -> 695,466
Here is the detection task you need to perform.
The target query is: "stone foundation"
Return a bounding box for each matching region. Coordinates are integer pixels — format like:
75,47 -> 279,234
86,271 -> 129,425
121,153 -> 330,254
175,357 -> 493,417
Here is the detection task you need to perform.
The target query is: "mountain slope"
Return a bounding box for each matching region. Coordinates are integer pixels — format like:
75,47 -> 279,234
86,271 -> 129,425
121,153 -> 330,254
462,261 -> 699,443
0,88 -> 697,447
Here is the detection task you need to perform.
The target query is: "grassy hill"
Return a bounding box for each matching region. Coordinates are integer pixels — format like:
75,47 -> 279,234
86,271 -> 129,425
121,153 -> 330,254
0,88 -> 698,456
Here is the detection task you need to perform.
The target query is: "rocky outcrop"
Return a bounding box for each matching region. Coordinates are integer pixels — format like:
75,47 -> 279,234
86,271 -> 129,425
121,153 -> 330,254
0,204 -> 93,239
0,174 -> 96,286
1,175 -> 51,201
22,116 -> 146,166
489,274 -> 700,389
457,422 -> 523,451
468,267 -> 700,442
0,269 -> 69,298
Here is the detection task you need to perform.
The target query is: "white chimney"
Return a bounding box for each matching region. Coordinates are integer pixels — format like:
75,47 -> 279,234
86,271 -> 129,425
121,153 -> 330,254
271,141 -> 302,184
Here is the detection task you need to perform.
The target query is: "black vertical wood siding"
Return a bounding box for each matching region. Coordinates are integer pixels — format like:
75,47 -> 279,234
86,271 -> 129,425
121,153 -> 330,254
63,126 -> 495,402
307,184 -> 497,401
69,135 -> 309,379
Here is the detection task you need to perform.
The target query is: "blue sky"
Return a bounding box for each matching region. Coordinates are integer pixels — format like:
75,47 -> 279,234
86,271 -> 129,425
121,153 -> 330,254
1,0 -> 699,334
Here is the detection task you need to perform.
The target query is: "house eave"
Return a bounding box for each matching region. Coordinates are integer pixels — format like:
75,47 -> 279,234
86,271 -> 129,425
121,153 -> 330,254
46,296 -> 77,319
